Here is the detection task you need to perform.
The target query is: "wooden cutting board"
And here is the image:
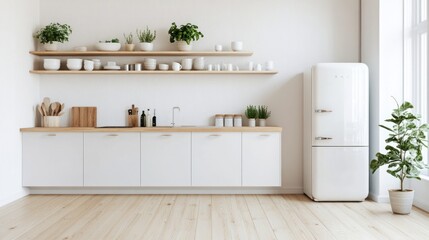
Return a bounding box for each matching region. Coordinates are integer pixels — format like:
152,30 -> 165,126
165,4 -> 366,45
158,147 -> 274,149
71,107 -> 97,127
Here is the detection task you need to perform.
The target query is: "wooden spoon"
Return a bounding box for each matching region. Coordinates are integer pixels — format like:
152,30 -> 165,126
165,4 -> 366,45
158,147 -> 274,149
37,105 -> 44,116
41,103 -> 48,116
50,102 -> 58,116
43,97 -> 51,112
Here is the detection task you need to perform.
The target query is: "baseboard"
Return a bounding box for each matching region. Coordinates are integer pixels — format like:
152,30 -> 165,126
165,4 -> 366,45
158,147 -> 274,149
413,199 -> 429,212
368,192 -> 390,203
28,186 -> 303,195
0,189 -> 29,208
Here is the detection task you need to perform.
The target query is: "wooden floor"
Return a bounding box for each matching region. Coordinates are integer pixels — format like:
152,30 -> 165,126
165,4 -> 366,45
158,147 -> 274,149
1,195 -> 429,240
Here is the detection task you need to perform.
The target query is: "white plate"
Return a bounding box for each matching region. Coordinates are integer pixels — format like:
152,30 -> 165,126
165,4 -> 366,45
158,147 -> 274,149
103,66 -> 121,70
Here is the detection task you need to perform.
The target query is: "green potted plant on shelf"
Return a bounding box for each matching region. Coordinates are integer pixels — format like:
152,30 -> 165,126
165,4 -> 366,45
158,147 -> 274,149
34,23 -> 72,51
245,105 -> 258,127
123,32 -> 134,51
168,22 -> 204,51
136,26 -> 156,51
96,38 -> 121,51
370,99 -> 429,215
258,105 -> 271,127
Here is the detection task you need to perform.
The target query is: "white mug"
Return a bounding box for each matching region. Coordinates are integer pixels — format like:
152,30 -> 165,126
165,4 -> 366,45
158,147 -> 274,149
227,63 -> 233,71
231,41 -> 243,51
248,61 -> 254,71
181,58 -> 193,70
172,62 -> 182,71
215,44 -> 223,52
255,64 -> 262,71
207,64 -> 213,71
265,61 -> 274,71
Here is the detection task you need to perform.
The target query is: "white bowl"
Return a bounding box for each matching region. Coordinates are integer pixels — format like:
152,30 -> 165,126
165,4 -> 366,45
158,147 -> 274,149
96,42 -> 121,51
43,59 -> 61,71
158,64 -> 169,71
67,58 -> 83,70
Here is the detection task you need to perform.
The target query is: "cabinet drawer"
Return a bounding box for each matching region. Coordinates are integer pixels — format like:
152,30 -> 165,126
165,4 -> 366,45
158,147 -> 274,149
22,132 -> 84,186
84,132 -> 140,186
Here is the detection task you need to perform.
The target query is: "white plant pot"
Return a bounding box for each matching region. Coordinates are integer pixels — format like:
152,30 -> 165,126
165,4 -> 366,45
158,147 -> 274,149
125,44 -> 135,51
43,42 -> 58,51
259,119 -> 266,127
139,42 -> 153,51
389,189 -> 414,215
248,118 -> 256,127
177,41 -> 193,51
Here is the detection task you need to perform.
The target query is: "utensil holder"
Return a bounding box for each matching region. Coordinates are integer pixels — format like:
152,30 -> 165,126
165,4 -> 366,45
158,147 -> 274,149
43,116 -> 60,127
128,115 -> 138,127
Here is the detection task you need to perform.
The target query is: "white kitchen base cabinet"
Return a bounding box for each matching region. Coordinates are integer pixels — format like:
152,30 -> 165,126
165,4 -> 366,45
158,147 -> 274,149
22,132 -> 84,186
141,133 -> 191,186
84,132 -> 140,186
242,133 -> 281,186
192,132 -> 242,186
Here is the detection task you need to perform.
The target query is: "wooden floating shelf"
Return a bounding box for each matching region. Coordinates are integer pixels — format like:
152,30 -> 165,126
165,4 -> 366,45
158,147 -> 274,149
30,70 -> 278,75
29,51 -> 253,57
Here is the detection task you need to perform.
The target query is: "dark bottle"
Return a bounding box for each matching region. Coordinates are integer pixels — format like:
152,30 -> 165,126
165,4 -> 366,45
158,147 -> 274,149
152,109 -> 157,127
140,110 -> 146,127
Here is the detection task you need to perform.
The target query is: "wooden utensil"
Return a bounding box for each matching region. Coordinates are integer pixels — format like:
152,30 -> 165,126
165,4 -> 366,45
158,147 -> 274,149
37,105 -> 44,116
50,102 -> 58,116
43,97 -> 51,113
41,103 -> 48,116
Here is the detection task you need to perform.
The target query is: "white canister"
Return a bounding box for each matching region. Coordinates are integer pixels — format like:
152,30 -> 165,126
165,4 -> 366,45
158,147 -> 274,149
92,59 -> 101,70
215,114 -> 224,127
224,115 -> 234,127
234,115 -> 242,127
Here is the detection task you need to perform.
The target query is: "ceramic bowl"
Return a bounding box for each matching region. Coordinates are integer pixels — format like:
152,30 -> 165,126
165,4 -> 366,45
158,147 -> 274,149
43,59 -> 61,71
95,42 -> 121,51
67,58 -> 83,70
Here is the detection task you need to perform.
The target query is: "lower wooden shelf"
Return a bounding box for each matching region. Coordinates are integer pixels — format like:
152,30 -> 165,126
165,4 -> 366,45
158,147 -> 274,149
30,70 -> 278,75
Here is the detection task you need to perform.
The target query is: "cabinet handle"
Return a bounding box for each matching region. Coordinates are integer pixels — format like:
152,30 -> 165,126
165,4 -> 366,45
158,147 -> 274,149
315,109 -> 332,113
209,134 -> 221,137
315,137 -> 333,140
107,134 -> 119,137
161,134 -> 172,137
47,134 -> 57,137
259,134 -> 271,137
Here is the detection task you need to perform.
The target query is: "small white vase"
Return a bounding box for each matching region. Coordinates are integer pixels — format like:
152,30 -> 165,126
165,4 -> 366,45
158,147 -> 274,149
248,118 -> 256,127
43,42 -> 58,51
389,189 -> 414,214
259,119 -> 266,127
125,44 -> 135,51
139,42 -> 153,51
177,41 -> 192,51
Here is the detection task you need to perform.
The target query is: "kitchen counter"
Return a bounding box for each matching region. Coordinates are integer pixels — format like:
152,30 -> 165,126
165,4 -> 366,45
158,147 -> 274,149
20,126 -> 283,133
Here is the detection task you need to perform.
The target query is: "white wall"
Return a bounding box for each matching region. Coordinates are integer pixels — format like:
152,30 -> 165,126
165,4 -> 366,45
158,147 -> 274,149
35,0 -> 360,193
362,0 -> 405,202
0,0 -> 39,207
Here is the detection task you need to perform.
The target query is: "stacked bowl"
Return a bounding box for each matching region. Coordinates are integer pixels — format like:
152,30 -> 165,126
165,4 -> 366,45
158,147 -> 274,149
67,59 -> 83,70
144,58 -> 156,70
43,59 -> 61,71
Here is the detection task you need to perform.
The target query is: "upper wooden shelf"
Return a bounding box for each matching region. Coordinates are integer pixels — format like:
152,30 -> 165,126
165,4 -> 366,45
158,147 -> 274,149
29,51 -> 253,57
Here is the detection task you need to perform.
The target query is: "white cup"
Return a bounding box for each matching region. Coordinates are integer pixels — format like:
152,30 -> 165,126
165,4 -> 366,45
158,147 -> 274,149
207,64 -> 213,71
255,64 -> 262,71
215,44 -> 223,51
84,60 -> 94,71
248,61 -> 254,71
181,58 -> 193,70
231,41 -> 243,51
172,62 -> 182,71
159,64 -> 169,71
265,61 -> 274,71
92,59 -> 101,70
227,63 -> 233,71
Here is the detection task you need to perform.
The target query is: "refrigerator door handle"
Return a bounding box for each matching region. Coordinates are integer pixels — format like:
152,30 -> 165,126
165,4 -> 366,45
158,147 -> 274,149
315,137 -> 333,140
314,109 -> 332,113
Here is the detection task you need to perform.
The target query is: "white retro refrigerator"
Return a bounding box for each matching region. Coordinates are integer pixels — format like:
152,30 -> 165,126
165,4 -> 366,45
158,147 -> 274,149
303,63 -> 369,201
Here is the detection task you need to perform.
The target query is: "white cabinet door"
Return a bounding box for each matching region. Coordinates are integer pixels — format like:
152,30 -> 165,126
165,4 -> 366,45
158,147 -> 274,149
141,132 -> 191,186
22,132 -> 83,186
312,63 -> 369,146
192,132 -> 241,186
312,147 -> 369,201
84,132 -> 140,186
242,133 -> 281,186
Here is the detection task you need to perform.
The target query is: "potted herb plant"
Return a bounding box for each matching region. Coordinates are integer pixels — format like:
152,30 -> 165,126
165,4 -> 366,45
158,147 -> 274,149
168,22 -> 204,51
123,32 -> 134,51
136,27 -> 156,51
370,100 -> 429,214
95,38 -> 121,51
258,105 -> 271,127
34,23 -> 72,51
245,105 -> 258,127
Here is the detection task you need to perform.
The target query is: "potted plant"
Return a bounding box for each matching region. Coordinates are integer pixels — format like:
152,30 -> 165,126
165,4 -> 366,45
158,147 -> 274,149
95,38 -> 121,51
370,100 -> 429,214
168,22 -> 204,51
136,27 -> 156,51
258,105 -> 271,127
123,32 -> 134,51
34,23 -> 72,51
245,105 -> 258,127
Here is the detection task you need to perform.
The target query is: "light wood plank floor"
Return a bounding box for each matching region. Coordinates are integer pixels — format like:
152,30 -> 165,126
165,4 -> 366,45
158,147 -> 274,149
1,194 -> 429,240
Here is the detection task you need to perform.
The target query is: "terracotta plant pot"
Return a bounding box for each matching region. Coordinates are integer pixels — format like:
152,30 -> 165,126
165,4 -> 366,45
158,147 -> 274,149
389,189 -> 414,214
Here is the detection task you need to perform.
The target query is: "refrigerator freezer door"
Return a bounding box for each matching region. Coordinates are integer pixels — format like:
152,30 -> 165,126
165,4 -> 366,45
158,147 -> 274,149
312,147 -> 368,201
312,63 -> 369,146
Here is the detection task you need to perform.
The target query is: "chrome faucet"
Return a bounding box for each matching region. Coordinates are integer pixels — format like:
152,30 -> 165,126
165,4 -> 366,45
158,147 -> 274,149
171,106 -> 181,127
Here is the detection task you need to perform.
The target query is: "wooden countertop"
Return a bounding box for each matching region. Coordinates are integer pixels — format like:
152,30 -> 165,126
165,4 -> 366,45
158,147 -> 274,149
20,126 -> 283,133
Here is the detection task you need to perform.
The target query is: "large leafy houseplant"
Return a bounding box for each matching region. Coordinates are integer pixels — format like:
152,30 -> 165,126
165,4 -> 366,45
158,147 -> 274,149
168,22 -> 204,44
370,100 -> 429,214
35,23 -> 72,44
